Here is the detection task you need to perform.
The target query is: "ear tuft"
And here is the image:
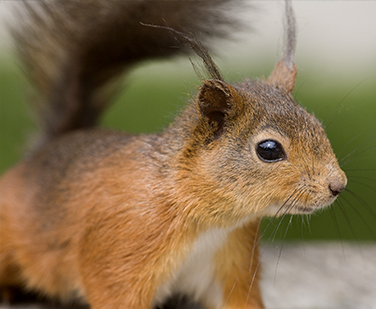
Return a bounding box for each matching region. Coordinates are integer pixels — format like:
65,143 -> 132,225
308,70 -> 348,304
198,80 -> 232,139
267,60 -> 297,93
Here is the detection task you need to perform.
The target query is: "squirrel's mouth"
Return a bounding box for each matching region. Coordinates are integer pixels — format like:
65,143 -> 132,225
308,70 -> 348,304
262,203 -> 316,217
287,195 -> 338,215
262,193 -> 338,217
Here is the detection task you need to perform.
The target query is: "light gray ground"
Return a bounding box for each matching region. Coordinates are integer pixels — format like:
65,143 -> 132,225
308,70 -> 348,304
261,243 -> 376,309
1,243 -> 375,309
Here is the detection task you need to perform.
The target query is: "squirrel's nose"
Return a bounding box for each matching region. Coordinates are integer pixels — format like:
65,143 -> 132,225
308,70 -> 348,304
329,183 -> 345,197
328,171 -> 347,197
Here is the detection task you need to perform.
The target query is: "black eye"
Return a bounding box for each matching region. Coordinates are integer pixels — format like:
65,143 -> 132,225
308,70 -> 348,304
256,140 -> 286,163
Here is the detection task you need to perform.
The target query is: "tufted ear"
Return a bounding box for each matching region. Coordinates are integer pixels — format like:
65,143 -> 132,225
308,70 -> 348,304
268,0 -> 297,93
198,79 -> 234,139
267,60 -> 297,93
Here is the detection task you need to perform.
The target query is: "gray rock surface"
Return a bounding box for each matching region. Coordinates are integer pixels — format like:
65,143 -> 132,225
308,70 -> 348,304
261,243 -> 376,309
1,243 -> 375,309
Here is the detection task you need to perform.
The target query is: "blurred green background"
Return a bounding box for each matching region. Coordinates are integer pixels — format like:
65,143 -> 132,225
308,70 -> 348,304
1,1 -> 375,242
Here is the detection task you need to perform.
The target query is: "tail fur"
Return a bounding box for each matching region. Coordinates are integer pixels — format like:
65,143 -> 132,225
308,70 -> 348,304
14,0 -> 241,147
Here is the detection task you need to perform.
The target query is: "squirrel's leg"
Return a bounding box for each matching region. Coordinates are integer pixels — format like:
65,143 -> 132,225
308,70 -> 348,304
215,221 -> 264,309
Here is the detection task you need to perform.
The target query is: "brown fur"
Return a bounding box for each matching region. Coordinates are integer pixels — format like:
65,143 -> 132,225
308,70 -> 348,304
0,1 -> 346,308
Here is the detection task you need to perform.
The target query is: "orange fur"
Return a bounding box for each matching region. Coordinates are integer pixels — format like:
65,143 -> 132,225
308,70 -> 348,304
0,1 -> 347,308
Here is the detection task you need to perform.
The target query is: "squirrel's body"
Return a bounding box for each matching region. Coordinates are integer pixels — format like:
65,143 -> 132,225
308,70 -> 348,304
0,1 -> 346,308
0,128 -> 263,308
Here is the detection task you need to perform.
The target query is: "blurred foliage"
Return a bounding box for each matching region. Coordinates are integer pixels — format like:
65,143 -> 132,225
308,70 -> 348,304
1,56 -> 375,241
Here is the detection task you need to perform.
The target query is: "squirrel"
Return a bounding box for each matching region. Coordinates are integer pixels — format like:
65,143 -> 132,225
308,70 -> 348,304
0,0 -> 347,308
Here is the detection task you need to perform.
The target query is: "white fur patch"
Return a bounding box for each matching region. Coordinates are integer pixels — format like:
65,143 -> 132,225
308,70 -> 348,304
154,228 -> 231,307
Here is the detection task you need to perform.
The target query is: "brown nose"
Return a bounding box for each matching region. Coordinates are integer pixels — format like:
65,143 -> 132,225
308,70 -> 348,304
329,183 -> 345,197
328,173 -> 347,197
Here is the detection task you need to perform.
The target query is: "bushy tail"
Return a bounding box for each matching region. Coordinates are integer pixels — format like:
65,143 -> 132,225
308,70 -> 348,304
14,0 -> 240,147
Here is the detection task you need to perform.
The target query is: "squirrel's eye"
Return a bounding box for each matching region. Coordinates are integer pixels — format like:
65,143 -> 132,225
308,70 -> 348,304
256,140 -> 285,163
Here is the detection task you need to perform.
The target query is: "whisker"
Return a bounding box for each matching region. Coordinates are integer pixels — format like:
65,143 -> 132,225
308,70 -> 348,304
339,136 -> 376,167
293,78 -> 306,98
344,168 -> 376,172
245,188 -> 306,306
341,154 -> 376,168
336,198 -> 367,255
224,194 -> 298,306
269,211 -> 290,243
328,206 -> 345,255
244,257 -> 261,309
268,186 -> 307,241
298,193 -> 312,238
348,178 -> 376,193
344,187 -> 376,219
324,78 -> 369,129
300,216 -> 306,238
340,194 -> 376,239
226,182 -> 313,308
226,187 -> 304,307
336,199 -> 358,241
261,187 -> 303,243
274,215 -> 294,285
337,132 -> 363,158
224,219 -> 262,305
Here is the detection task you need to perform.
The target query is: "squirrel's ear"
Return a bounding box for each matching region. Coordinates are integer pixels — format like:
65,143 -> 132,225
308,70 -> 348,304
267,60 -> 297,93
198,79 -> 233,139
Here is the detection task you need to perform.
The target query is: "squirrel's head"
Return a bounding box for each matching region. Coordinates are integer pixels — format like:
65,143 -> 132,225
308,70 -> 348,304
173,60 -> 347,226
170,1 -> 346,226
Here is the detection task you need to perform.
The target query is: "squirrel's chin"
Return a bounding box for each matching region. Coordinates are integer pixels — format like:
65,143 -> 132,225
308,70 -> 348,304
263,197 -> 338,217
288,205 -> 317,215
285,197 -> 338,215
